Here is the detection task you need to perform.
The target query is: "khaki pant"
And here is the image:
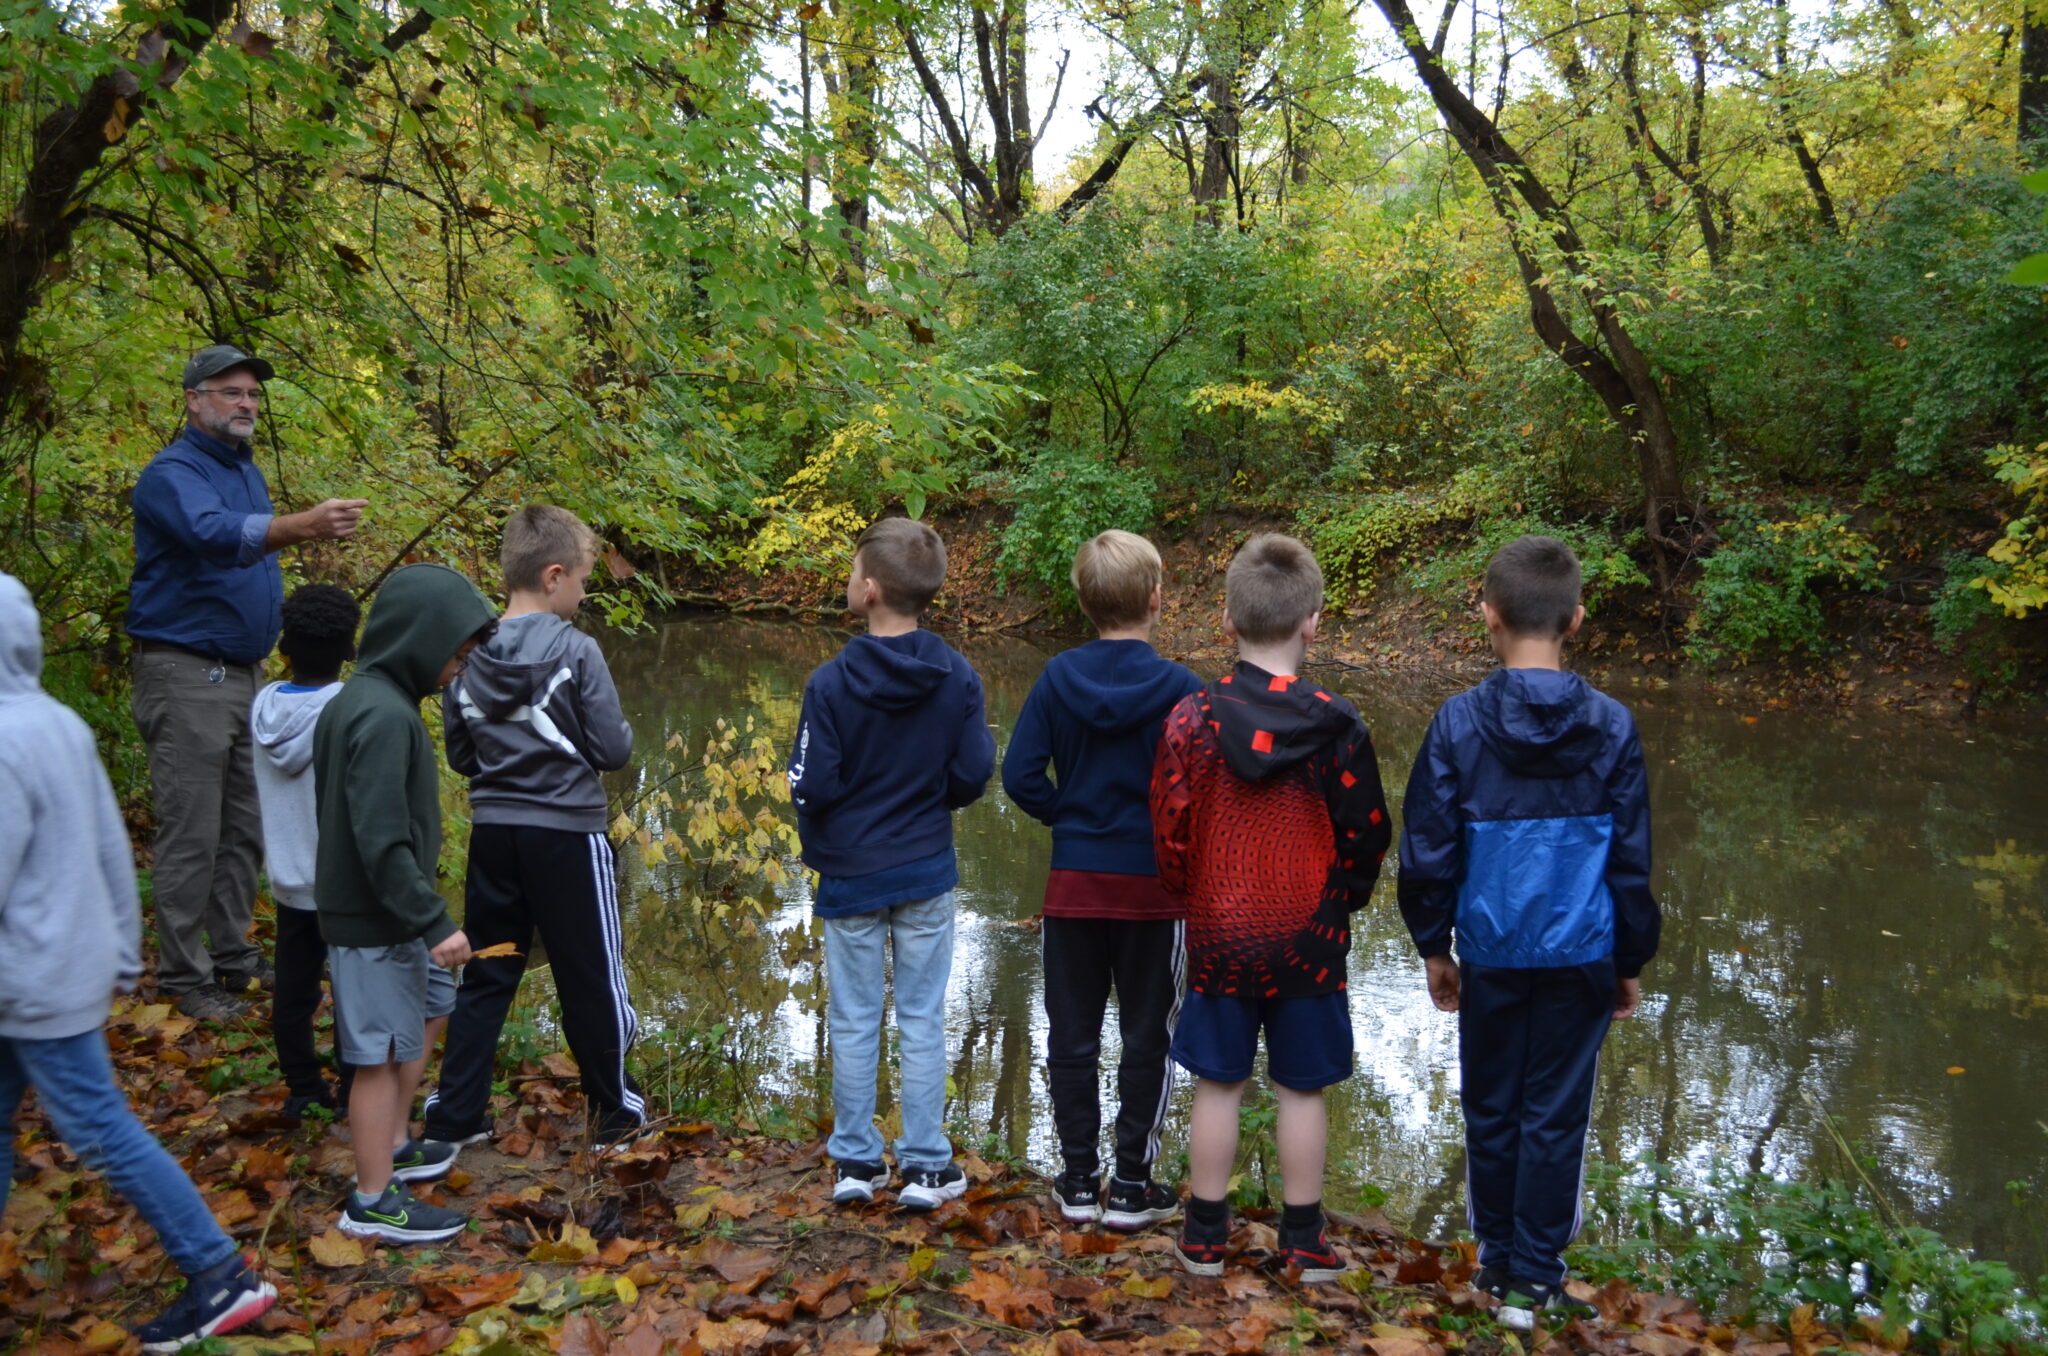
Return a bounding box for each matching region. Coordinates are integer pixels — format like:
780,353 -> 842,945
131,649 -> 264,995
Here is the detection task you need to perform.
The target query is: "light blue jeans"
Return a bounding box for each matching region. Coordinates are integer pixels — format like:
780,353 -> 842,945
822,893 -> 956,1171
0,1028 -> 239,1277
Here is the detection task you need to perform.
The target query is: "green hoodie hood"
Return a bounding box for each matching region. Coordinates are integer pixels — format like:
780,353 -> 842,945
358,563 -> 498,701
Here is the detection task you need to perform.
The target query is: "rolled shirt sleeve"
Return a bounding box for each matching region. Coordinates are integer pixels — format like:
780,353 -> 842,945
238,512 -> 275,567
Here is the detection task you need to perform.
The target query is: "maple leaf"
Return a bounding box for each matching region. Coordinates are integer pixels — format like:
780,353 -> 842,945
308,1229 -> 366,1268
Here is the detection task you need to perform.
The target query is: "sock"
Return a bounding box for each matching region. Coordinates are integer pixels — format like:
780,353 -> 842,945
1280,1200 -> 1323,1242
353,1188 -> 385,1208
1187,1194 -> 1229,1237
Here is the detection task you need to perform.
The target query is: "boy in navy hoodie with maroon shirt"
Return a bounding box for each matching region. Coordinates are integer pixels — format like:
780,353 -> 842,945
1003,531 -> 1203,1231
1151,534 -> 1391,1282
789,518 -> 996,1213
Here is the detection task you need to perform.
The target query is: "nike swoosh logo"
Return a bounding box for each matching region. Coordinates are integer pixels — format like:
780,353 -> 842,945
367,1210 -> 410,1225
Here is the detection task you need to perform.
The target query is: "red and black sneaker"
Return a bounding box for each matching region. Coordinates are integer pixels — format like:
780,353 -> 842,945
1173,1216 -> 1230,1276
1274,1227 -> 1346,1285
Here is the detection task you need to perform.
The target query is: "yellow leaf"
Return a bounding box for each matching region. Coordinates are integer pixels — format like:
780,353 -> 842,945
527,1219 -> 598,1263
101,97 -> 128,142
469,941 -> 523,960
308,1229 -> 366,1268
1121,1275 -> 1172,1299
908,1246 -> 938,1276
81,1318 -> 130,1350
616,1274 -> 640,1304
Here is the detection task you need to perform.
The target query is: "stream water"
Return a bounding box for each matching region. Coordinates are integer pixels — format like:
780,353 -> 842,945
555,618 -> 2047,1275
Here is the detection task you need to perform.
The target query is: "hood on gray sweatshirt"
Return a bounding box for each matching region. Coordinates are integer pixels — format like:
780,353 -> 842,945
0,573 -> 144,1039
251,682 -> 327,776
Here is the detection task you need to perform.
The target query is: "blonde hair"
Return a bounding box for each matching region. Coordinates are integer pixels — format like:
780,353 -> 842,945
1071,530 -> 1162,630
502,504 -> 597,593
1225,533 -> 1323,643
854,517 -> 948,613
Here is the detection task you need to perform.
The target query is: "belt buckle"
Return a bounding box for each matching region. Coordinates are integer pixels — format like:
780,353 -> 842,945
206,663 -> 226,684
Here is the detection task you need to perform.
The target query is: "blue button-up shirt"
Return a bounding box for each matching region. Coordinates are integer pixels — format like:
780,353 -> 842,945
127,425 -> 282,666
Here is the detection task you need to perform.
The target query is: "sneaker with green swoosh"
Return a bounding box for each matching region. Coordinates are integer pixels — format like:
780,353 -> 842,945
338,1184 -> 466,1244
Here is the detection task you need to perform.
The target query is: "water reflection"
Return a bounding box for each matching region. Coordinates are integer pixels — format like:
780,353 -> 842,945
553,619 -> 2048,1275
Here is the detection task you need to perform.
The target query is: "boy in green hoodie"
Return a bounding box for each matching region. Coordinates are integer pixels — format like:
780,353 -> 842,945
313,563 -> 496,1243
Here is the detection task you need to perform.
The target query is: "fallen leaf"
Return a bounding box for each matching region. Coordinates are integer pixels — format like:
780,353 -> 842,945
558,1311 -> 612,1356
308,1229 -> 366,1268
470,941 -> 525,960
698,1318 -> 772,1353
688,1236 -> 779,1290
529,1219 -> 599,1263
1947,1066 -> 1966,1075
1122,1275 -> 1172,1299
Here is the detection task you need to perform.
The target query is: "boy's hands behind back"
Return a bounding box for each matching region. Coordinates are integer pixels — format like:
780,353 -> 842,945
431,929 -> 472,968
1424,954 -> 1461,1012
1613,975 -> 1641,1020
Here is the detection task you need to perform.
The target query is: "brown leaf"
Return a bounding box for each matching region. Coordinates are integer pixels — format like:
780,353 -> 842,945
1059,1230 -> 1124,1256
228,21 -> 278,58
1224,1315 -> 1272,1354
698,1318 -> 772,1353
688,1236 -> 779,1290
603,545 -> 638,581
469,941 -> 524,960
101,97 -> 129,142
1122,1275 -> 1172,1300
792,1265 -> 849,1312
308,1229 -> 366,1268
954,1269 -> 1014,1315
542,1051 -> 582,1079
557,1312 -> 612,1356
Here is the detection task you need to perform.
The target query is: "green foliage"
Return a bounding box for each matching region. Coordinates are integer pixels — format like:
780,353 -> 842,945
994,445 -> 1158,613
1974,443 -> 2048,619
1577,1160 -> 2048,1353
1686,508 -> 1886,664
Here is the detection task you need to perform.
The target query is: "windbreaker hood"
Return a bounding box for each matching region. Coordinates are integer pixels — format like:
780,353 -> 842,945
839,630 -> 958,711
250,684 -> 328,776
357,563 -> 498,702
458,612 -> 575,719
1470,667 -> 1603,777
1210,662 -> 1358,781
1042,640 -> 1195,733
0,573 -> 41,700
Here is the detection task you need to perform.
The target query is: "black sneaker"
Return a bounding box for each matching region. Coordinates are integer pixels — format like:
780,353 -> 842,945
1494,1277 -> 1593,1332
391,1138 -> 459,1183
832,1159 -> 893,1206
133,1254 -> 277,1353
282,1090 -> 337,1123
1472,1263 -> 1514,1299
898,1164 -> 968,1213
1102,1178 -> 1180,1232
1051,1171 -> 1103,1224
1173,1212 -> 1230,1277
1274,1227 -> 1346,1284
175,982 -> 247,1023
338,1183 -> 467,1243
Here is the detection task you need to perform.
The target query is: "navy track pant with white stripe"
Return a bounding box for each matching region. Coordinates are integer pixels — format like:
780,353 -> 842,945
423,824 -> 646,1142
1458,959 -> 1614,1286
1041,917 -> 1185,1183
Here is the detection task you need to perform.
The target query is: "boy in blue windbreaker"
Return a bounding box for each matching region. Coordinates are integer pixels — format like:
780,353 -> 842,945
1002,530 -> 1201,1231
788,517 -> 996,1213
1397,536 -> 1660,1331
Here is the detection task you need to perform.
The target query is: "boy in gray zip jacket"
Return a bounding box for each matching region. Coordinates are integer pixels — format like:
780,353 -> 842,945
0,573 -> 278,1349
422,505 -> 645,1147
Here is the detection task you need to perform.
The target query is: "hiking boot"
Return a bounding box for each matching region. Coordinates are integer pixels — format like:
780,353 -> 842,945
391,1138 -> 460,1183
831,1159 -> 893,1206
216,957 -> 276,993
1173,1212 -> 1230,1276
898,1164 -> 968,1213
338,1183 -> 467,1244
175,982 -> 247,1023
133,1254 -> 277,1353
1051,1171 -> 1103,1224
1273,1226 -> 1346,1284
1493,1278 -> 1594,1331
1101,1178 -> 1180,1233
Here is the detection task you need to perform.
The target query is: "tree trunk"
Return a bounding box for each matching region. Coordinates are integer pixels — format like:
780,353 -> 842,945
2022,0 -> 2048,150
1370,0 -> 1693,578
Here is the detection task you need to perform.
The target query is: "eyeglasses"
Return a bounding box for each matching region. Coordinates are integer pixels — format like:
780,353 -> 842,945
195,386 -> 263,403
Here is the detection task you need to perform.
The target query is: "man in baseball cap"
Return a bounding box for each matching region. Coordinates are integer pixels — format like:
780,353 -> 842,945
128,344 -> 369,1023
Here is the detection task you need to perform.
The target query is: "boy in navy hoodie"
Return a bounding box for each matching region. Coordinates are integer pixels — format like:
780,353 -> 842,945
788,517 -> 995,1213
1151,535 -> 1391,1282
1398,536 -> 1660,1330
1003,531 -> 1201,1230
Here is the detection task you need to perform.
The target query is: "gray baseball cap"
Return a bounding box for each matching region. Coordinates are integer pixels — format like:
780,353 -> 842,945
182,344 -> 275,389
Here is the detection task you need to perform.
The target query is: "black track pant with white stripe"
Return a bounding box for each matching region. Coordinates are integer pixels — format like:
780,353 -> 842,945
1042,917 -> 1185,1183
1458,959 -> 1615,1287
423,824 -> 646,1142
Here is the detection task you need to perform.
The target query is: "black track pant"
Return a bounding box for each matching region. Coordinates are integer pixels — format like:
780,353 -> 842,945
423,824 -> 645,1140
1041,917 -> 1185,1183
1458,959 -> 1615,1287
272,907 -> 353,1102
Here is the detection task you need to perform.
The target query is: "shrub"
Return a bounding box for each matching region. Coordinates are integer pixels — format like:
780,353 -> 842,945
1686,507 -> 1886,664
994,445 -> 1157,613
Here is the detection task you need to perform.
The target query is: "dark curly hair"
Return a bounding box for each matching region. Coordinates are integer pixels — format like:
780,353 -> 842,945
278,583 -> 360,681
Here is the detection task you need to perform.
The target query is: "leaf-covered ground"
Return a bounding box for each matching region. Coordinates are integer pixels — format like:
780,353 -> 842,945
2,999 -> 1896,1356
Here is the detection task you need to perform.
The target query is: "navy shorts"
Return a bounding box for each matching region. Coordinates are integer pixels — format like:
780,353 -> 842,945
1169,989 -> 1354,1091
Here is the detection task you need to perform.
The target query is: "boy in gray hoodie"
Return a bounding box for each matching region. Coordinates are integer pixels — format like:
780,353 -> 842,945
0,573 -> 279,1350
421,505 -> 643,1148
252,583 -> 359,1119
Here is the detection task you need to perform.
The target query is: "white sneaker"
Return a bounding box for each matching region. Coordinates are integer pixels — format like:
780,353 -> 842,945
832,1160 -> 893,1205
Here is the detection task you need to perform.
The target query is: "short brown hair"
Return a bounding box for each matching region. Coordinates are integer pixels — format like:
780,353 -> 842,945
1225,533 -> 1323,643
502,504 -> 597,593
855,517 -> 947,613
1483,535 -> 1582,637
1071,530 -> 1162,630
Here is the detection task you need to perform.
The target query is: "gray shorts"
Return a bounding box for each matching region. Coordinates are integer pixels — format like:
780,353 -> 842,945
330,942 -> 458,1065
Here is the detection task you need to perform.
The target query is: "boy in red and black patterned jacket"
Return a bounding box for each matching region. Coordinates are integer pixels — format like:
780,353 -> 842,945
1150,534 -> 1391,1282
